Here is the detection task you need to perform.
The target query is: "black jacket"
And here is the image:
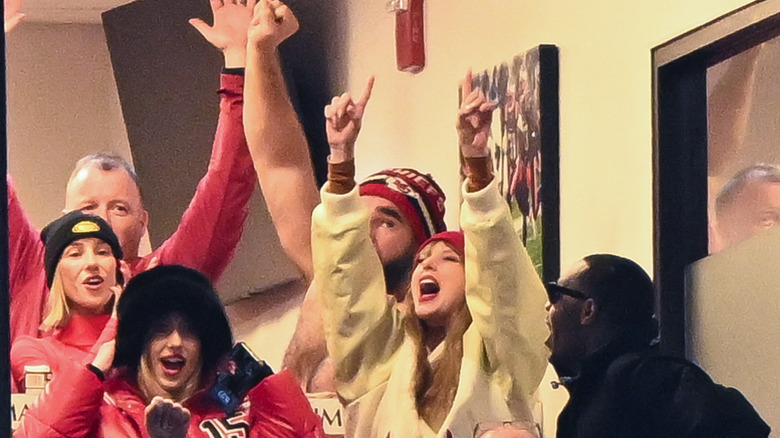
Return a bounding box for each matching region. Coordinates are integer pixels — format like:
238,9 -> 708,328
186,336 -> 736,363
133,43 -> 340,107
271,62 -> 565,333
556,341 -> 770,438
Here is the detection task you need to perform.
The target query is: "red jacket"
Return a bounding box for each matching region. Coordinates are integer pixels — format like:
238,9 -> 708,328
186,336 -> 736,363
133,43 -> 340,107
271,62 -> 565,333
14,366 -> 324,438
7,73 -> 255,355
11,314 -> 115,392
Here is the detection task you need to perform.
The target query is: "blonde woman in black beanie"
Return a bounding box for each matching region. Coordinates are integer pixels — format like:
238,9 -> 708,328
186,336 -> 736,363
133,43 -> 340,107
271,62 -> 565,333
11,210 -> 125,394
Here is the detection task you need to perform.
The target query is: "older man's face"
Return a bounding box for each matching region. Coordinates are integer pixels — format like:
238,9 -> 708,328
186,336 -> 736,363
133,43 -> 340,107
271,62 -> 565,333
717,181 -> 780,250
65,165 -> 148,260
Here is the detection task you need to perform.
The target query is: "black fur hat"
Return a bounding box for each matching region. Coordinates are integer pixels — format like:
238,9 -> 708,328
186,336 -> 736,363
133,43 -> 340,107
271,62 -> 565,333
113,265 -> 233,376
41,210 -> 123,287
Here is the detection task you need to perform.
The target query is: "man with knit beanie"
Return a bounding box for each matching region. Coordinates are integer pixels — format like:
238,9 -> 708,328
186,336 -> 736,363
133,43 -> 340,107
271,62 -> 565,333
282,77 -> 447,405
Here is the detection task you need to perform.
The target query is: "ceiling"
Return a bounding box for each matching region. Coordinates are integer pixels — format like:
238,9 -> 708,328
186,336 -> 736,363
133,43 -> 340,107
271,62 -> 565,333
22,0 -> 132,24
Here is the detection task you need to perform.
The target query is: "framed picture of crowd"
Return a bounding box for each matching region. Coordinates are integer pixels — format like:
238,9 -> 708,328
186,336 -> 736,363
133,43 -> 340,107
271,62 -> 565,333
460,44 -> 560,282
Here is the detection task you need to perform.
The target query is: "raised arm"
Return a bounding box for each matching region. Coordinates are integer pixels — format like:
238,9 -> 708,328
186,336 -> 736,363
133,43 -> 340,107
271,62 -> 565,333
282,76 -> 375,392
311,78 -> 403,403
457,71 -> 549,399
7,176 -> 48,347
138,1 -> 258,281
244,0 -> 319,281
708,44 -> 761,177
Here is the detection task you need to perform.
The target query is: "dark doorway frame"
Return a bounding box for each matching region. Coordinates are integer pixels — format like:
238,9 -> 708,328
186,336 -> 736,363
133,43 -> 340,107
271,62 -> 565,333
653,0 -> 780,357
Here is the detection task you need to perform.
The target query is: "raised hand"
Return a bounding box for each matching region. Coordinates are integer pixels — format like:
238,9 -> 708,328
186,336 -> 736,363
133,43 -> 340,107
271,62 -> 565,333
457,70 -> 496,158
324,76 -> 375,163
4,0 -> 24,33
108,284 -> 124,320
145,397 -> 191,438
189,0 -> 256,67
248,0 -> 299,52
91,339 -> 116,375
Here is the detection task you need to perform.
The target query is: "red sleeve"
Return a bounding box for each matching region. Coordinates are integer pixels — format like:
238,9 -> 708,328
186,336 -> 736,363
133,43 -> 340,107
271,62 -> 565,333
7,176 -> 48,346
247,369 -> 324,438
86,318 -> 117,362
134,73 -> 256,282
10,336 -> 49,393
13,362 -> 105,438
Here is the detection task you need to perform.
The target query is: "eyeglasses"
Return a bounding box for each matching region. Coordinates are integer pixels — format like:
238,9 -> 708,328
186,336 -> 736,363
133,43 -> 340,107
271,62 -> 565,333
545,282 -> 590,303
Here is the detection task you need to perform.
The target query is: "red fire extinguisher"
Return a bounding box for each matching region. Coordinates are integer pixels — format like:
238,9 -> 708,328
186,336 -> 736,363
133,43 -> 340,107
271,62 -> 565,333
395,0 -> 425,73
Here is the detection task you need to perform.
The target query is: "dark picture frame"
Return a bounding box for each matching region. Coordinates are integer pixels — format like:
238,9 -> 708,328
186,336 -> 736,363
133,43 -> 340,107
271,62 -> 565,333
652,0 -> 780,357
462,44 -> 560,283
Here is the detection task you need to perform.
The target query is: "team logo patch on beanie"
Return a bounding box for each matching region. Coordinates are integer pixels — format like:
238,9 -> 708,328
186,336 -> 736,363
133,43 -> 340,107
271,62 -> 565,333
41,210 -> 123,287
72,220 -> 101,234
359,168 -> 447,244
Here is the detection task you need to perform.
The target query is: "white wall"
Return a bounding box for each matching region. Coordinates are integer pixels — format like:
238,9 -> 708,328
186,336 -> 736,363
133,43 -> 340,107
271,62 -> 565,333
337,0 -> 755,434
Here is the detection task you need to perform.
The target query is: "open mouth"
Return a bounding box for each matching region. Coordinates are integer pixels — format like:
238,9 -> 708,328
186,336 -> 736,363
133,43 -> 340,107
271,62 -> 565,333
160,355 -> 186,376
419,278 -> 440,302
83,275 -> 104,288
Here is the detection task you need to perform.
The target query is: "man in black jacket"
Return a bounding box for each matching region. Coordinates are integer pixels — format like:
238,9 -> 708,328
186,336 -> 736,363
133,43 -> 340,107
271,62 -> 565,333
545,254 -> 769,438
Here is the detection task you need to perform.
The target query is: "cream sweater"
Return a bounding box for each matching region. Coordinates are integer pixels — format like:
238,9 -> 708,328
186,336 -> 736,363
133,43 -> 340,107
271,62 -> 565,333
312,179 -> 549,438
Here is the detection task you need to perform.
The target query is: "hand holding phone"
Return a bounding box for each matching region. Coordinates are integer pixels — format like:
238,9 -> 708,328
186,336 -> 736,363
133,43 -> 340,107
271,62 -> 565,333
210,342 -> 274,415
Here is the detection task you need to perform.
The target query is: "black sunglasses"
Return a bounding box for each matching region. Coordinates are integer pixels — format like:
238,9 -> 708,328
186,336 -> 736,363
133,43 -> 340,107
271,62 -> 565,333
545,282 -> 590,303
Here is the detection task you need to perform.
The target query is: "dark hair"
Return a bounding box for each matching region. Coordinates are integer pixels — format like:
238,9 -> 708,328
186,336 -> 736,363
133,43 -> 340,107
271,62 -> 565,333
113,265 -> 233,377
578,254 -> 658,346
716,163 -> 780,219
69,153 -> 144,202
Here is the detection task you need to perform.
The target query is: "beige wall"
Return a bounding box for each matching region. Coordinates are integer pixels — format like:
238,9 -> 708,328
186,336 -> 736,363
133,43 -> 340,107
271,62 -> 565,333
7,23 -> 132,229
6,0 -> 769,432
340,0 -> 750,271
338,0 -> 754,433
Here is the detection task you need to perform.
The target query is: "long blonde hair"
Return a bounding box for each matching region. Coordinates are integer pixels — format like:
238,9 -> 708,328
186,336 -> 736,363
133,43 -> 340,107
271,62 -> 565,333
40,269 -> 71,332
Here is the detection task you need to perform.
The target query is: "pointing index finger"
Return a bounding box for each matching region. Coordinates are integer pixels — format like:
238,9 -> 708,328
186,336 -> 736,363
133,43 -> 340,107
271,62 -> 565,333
461,69 -> 474,99
357,76 -> 375,107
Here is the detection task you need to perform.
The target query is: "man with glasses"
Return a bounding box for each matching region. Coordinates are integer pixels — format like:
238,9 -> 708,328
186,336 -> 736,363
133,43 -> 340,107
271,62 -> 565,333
544,254 -> 769,438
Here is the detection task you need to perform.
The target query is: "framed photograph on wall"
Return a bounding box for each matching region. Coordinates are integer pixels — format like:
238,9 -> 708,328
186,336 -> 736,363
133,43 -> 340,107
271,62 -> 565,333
461,44 -> 560,282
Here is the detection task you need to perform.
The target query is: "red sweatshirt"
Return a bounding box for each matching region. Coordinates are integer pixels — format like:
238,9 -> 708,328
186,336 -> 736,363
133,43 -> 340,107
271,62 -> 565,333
7,73 -> 255,352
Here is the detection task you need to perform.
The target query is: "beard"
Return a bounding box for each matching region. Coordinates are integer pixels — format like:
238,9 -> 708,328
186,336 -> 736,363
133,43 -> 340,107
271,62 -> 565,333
383,252 -> 414,296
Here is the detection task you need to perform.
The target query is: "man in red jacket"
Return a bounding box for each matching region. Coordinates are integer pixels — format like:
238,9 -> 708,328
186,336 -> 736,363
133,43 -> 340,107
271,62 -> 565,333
7,0 -> 273,352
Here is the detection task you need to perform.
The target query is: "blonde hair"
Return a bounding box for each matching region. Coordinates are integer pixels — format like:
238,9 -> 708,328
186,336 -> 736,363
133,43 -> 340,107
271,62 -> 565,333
40,262 -> 117,332
40,269 -> 71,332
